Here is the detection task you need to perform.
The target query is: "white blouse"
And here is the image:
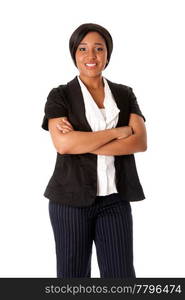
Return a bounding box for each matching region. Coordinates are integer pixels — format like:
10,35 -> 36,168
77,75 -> 120,196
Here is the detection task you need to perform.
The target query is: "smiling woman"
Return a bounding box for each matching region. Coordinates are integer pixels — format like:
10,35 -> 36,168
41,23 -> 147,279
75,32 -> 108,78
71,29 -> 111,107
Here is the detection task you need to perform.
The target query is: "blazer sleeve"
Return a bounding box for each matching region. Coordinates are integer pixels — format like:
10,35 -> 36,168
128,87 -> 146,122
41,87 -> 68,131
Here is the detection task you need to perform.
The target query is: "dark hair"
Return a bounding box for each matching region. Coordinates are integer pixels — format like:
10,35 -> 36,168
69,23 -> 113,69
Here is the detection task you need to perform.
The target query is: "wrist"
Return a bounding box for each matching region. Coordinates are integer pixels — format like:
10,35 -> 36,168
110,128 -> 118,139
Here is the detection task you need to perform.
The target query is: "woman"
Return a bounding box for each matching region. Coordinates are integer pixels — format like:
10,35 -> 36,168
41,23 -> 147,278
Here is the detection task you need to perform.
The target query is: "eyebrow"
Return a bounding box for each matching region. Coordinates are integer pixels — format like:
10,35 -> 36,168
78,42 -> 104,45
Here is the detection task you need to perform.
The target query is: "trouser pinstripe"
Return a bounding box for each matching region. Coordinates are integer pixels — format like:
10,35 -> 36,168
48,193 -> 136,278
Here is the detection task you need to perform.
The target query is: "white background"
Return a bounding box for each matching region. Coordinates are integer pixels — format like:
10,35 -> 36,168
0,0 -> 184,277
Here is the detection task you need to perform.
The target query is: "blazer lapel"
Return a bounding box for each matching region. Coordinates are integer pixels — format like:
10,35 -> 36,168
66,76 -> 92,131
105,78 -> 129,127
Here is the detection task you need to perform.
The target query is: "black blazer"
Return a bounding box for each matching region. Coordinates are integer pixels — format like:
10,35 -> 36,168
41,76 -> 146,207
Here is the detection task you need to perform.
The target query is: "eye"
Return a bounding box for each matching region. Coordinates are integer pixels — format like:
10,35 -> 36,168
96,47 -> 104,51
79,47 -> 86,51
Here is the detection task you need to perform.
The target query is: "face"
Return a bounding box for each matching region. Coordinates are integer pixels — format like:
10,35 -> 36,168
75,31 -> 108,78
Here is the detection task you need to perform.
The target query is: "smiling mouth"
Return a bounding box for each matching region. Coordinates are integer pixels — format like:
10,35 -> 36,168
85,63 -> 97,68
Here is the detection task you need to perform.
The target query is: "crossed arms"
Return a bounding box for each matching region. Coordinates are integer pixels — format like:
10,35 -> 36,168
48,113 -> 147,156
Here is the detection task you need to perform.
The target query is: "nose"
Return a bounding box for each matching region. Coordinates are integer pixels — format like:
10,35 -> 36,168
86,48 -> 96,59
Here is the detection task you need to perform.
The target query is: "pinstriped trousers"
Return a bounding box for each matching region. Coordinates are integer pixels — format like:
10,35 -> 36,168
48,193 -> 136,278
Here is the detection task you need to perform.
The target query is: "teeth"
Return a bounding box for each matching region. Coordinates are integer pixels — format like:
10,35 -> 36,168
86,63 -> 96,66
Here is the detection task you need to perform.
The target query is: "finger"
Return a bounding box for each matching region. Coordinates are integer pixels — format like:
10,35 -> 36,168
59,123 -> 74,131
58,120 -> 72,127
60,125 -> 73,131
63,119 -> 70,124
56,124 -> 63,130
59,118 -> 73,126
62,129 -> 69,133
57,123 -> 68,129
63,119 -> 73,127
56,123 -> 72,134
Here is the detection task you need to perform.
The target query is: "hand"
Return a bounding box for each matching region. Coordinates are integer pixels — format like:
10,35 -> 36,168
115,126 -> 133,139
56,117 -> 74,133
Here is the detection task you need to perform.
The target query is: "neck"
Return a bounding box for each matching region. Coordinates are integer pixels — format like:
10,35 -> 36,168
78,74 -> 104,89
